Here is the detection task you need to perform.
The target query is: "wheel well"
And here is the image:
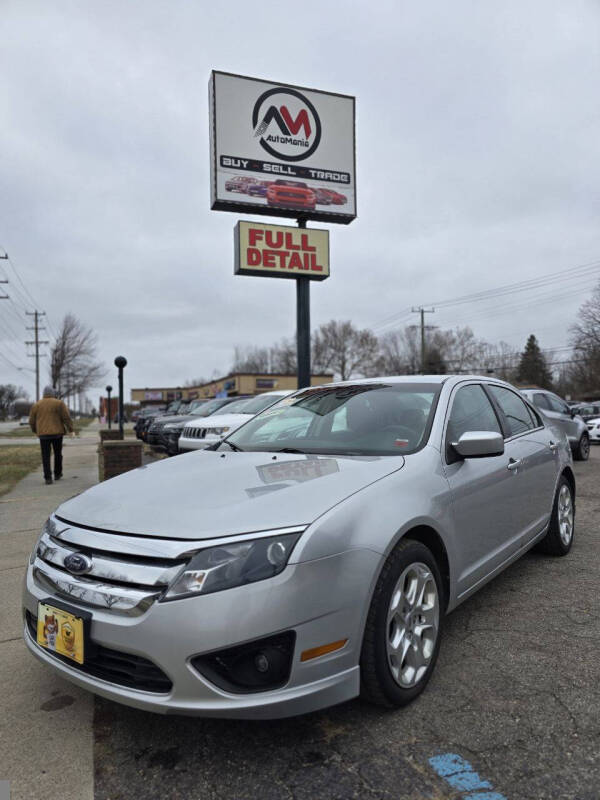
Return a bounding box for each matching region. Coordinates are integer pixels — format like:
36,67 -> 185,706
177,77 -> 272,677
562,466 -> 576,500
403,525 -> 450,610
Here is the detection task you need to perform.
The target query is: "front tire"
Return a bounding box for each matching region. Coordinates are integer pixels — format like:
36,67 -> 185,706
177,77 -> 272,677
573,433 -> 589,461
360,539 -> 444,708
536,476 -> 575,556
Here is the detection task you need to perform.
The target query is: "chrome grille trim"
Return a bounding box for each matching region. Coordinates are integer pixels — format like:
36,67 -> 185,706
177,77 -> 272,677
32,559 -> 160,615
37,531 -> 184,588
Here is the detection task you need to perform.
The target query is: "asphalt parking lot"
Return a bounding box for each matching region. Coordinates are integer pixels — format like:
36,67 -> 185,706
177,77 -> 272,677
92,448 -> 600,800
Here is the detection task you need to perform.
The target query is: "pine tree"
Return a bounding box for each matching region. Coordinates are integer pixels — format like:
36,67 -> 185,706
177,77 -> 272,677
516,334 -> 553,388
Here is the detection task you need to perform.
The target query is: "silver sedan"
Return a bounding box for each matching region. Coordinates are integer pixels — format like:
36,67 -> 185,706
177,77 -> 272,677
23,375 -> 575,718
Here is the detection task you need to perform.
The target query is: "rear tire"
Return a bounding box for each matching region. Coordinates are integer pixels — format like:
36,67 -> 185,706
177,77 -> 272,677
536,476 -> 575,556
360,539 -> 444,708
573,433 -> 589,461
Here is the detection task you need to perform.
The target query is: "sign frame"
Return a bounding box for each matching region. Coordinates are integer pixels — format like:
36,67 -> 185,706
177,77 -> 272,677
210,70 -> 356,224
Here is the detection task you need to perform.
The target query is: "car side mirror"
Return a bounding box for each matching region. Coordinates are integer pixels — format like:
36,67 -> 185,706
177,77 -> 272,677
452,431 -> 505,458
570,410 -> 577,419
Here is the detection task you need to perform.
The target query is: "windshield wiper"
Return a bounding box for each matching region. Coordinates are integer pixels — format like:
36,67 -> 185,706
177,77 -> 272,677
226,441 -> 244,452
275,447 -> 306,454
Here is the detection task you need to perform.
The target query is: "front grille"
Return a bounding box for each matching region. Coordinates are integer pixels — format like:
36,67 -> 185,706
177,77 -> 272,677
182,426 -> 206,439
26,612 -> 172,693
31,517 -> 187,616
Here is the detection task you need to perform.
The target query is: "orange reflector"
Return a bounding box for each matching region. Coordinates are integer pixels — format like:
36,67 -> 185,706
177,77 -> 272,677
300,639 -> 348,662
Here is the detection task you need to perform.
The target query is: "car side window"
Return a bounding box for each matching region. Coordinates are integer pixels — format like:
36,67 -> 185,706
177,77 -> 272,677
446,385 -> 502,452
489,386 -> 535,436
533,393 -> 550,411
546,394 -> 570,415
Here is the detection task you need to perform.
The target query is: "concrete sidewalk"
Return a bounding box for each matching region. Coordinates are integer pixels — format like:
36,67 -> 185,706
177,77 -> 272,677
0,424 -> 101,800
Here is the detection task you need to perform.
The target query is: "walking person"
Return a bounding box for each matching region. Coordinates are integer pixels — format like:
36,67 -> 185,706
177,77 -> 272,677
29,386 -> 75,485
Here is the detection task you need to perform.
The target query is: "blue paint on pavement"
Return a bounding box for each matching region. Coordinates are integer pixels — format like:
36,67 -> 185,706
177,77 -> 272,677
428,753 -> 507,800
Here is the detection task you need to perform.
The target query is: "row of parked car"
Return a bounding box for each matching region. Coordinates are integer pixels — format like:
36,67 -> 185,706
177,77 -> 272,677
134,385 -> 600,460
134,391 -> 293,456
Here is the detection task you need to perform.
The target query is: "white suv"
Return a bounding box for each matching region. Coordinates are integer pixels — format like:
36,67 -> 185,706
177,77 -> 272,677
178,390 -> 293,452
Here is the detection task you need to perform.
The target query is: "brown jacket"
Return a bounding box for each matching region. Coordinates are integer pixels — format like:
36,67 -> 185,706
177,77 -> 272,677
29,398 -> 74,437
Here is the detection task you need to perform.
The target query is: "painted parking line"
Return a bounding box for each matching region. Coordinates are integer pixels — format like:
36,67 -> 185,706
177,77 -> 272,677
428,753 -> 507,800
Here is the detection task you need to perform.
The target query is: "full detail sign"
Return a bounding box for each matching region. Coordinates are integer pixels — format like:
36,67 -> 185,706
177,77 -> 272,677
210,71 -> 356,224
234,221 -> 330,281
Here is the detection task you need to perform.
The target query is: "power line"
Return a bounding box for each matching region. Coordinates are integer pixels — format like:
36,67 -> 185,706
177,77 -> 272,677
370,258 -> 600,333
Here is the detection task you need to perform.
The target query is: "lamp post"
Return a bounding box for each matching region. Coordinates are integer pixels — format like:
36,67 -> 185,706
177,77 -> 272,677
106,385 -> 113,429
114,356 -> 127,440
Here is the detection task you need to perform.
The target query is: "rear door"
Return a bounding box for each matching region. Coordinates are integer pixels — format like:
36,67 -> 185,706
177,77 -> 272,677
487,385 -> 557,547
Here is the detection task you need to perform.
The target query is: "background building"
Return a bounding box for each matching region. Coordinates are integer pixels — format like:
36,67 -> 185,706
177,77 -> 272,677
130,372 -> 333,406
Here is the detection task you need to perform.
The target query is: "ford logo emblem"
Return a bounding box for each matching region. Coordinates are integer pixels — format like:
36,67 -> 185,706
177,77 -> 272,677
63,552 -> 93,576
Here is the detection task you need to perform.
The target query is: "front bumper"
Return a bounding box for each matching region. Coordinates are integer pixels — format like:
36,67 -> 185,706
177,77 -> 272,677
22,548 -> 377,718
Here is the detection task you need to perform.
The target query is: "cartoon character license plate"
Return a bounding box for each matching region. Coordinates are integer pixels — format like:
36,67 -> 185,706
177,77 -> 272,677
37,601 -> 85,664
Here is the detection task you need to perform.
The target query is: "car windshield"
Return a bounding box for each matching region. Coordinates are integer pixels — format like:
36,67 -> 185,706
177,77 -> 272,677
233,393 -> 289,416
225,383 -> 440,455
215,397 -> 255,414
193,399 -> 236,417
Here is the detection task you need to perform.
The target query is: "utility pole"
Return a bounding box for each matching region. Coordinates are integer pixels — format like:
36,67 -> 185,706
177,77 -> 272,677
26,311 -> 48,401
0,253 -> 8,299
411,307 -> 435,373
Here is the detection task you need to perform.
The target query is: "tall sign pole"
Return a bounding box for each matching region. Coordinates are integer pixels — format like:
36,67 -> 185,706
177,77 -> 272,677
296,219 -> 310,388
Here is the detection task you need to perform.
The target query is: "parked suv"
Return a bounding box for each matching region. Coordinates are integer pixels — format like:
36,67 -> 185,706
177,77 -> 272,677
571,401 -> 600,422
520,388 -> 590,460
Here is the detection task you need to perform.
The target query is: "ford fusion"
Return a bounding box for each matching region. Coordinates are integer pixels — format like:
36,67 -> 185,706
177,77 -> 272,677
23,376 -> 575,718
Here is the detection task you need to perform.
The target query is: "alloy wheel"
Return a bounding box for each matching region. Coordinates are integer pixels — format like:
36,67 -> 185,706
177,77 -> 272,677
558,484 -> 574,547
386,562 -> 439,688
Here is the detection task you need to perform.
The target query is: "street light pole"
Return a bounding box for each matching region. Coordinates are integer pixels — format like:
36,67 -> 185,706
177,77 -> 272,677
114,357 -> 127,440
106,385 -> 113,429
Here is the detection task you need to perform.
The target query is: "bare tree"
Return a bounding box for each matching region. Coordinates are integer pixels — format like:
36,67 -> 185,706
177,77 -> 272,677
568,280 -> 600,394
49,313 -> 105,399
312,320 -> 379,380
231,346 -> 271,373
0,384 -> 28,420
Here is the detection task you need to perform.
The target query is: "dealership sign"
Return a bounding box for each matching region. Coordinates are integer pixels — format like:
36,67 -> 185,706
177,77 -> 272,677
234,221 -> 329,281
210,71 -> 356,223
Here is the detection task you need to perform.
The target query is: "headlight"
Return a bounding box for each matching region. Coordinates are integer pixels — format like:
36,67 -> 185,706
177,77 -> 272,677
163,531 -> 301,601
206,426 -> 230,436
163,423 -> 180,430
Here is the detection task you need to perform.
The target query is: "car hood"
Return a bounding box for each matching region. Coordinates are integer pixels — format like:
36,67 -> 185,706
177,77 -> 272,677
56,451 -> 405,540
183,412 -> 253,431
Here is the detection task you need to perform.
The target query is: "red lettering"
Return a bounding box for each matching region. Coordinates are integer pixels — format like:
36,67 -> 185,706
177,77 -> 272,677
246,247 -> 261,266
248,228 -> 263,247
280,107 -> 311,138
265,230 -> 283,248
285,232 -> 300,250
289,252 -> 303,270
310,253 -> 323,272
300,233 -> 316,252
262,250 -> 276,268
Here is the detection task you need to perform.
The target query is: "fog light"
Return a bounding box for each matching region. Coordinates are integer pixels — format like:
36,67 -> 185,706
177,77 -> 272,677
191,631 -> 296,694
255,653 -> 269,673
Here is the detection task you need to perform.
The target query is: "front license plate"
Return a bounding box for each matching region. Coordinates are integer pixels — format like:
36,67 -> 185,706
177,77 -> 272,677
37,602 -> 85,664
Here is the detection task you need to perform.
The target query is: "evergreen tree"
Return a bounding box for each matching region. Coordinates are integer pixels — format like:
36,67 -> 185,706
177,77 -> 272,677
516,334 -> 553,388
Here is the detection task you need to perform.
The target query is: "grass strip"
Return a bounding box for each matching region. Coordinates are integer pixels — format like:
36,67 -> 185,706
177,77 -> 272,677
0,445 -> 42,497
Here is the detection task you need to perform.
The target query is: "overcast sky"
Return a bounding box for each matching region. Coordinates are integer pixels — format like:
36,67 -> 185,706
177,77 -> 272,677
1,0 -> 599,401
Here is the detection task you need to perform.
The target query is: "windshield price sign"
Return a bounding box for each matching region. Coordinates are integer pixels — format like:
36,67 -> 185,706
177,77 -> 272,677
210,71 -> 356,223
234,221 -> 329,281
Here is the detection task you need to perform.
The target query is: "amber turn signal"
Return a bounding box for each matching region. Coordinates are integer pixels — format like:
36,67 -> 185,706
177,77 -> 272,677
300,639 -> 348,662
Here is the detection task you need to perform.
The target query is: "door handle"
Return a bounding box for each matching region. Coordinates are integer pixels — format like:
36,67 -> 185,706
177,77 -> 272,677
507,458 -> 522,471
549,441 -> 558,453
